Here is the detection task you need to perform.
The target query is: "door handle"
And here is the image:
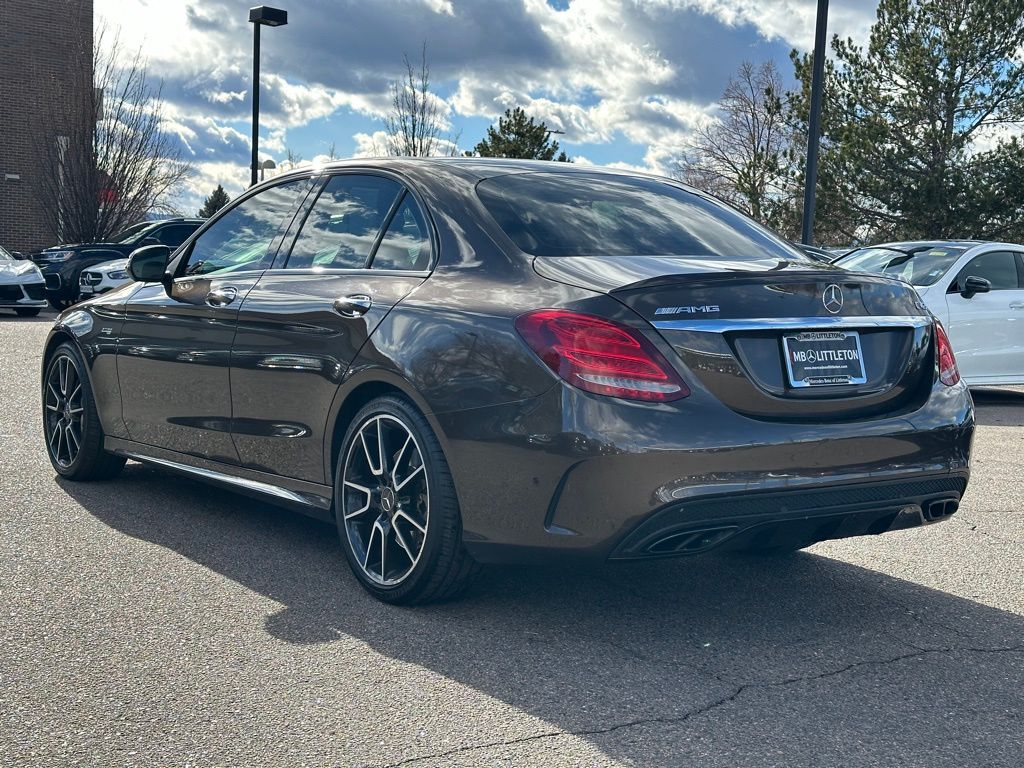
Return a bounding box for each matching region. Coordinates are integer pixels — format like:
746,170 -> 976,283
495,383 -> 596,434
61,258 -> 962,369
205,286 -> 237,307
333,294 -> 372,317
1010,302 -> 1024,310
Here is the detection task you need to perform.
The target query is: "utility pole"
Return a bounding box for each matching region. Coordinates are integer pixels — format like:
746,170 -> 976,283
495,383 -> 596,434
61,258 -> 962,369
801,0 -> 829,245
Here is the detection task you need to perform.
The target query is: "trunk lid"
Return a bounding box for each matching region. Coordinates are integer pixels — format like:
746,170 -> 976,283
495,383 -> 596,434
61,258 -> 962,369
534,255 -> 935,421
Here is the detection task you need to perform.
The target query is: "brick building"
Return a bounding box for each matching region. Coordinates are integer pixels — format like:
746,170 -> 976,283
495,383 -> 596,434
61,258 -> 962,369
0,0 -> 93,253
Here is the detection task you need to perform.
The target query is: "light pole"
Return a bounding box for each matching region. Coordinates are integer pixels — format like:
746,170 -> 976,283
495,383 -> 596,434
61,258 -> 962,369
801,0 -> 829,245
259,158 -> 277,181
249,6 -> 288,187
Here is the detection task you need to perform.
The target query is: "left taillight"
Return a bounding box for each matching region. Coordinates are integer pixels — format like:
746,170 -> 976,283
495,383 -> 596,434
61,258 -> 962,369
935,321 -> 960,386
514,309 -> 689,402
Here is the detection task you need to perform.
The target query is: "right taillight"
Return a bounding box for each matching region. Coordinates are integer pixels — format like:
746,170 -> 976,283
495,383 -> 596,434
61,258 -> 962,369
514,309 -> 689,402
935,321 -> 960,386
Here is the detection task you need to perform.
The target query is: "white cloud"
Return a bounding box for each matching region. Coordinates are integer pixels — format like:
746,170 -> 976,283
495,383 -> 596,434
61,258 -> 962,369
96,0 -> 884,210
646,0 -> 875,50
423,0 -> 455,15
970,122 -> 1024,156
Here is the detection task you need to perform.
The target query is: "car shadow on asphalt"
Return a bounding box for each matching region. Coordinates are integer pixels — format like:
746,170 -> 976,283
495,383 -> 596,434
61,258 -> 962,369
59,456 -> 1024,767
971,386 -> 1024,427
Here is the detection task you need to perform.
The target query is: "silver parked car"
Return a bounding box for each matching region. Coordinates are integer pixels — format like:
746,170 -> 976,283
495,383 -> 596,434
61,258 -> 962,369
0,245 -> 47,316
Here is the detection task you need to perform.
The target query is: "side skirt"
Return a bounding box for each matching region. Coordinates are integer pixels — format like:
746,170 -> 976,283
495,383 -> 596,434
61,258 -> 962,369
104,436 -> 335,522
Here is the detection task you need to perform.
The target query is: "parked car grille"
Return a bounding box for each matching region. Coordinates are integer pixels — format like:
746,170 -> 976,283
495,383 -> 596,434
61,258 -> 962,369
43,274 -> 61,290
24,284 -> 46,300
80,272 -> 102,286
0,286 -> 22,301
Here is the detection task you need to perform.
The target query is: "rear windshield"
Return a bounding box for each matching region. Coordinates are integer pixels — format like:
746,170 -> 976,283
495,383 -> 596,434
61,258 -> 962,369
836,245 -> 966,286
476,172 -> 799,260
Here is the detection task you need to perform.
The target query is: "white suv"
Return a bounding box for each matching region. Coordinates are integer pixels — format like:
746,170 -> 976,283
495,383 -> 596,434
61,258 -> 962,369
79,258 -> 132,298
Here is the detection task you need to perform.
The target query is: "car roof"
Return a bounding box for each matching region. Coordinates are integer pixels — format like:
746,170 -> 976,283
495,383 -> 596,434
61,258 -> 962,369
858,240 -> 986,250
264,156 -> 675,186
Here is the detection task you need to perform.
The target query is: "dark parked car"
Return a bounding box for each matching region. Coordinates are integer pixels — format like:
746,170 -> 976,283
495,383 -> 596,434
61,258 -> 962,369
41,159 -> 973,604
32,218 -> 204,308
792,242 -> 839,264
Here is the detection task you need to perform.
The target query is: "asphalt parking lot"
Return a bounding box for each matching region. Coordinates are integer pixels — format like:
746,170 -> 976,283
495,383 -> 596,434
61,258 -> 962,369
1,312 -> 1022,768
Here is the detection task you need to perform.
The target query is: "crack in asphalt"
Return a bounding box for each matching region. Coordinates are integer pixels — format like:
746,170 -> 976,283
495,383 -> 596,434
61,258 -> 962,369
377,644 -> 1024,768
953,514 -> 1023,547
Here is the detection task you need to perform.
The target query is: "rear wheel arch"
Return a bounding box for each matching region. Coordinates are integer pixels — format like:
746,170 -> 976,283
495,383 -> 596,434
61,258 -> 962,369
325,372 -> 447,496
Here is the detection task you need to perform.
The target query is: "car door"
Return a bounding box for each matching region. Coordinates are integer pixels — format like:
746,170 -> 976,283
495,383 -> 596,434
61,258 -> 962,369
229,172 -> 433,483
117,178 -> 312,462
943,249 -> 1024,381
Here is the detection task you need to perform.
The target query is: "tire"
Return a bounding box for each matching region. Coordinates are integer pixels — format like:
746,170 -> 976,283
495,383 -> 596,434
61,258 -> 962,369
16,308 -> 41,317
42,342 -> 126,480
335,395 -> 479,604
48,297 -> 72,311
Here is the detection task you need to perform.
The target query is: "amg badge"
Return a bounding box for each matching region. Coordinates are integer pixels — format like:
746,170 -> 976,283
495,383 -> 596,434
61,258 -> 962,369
654,305 -> 721,316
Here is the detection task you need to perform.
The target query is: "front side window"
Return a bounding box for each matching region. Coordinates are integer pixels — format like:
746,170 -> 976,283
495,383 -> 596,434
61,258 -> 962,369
476,172 -> 799,260
953,251 -> 1020,291
285,175 -> 402,270
182,179 -> 310,277
370,194 -> 431,271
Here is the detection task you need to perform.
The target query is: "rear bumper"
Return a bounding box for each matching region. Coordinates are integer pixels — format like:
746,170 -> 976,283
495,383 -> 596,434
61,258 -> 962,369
438,378 -> 974,564
608,473 -> 967,560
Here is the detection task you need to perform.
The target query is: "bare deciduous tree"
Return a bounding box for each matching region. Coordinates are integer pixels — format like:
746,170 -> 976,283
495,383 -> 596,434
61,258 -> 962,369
674,61 -> 792,224
383,44 -> 459,157
34,28 -> 192,244
278,147 -> 305,172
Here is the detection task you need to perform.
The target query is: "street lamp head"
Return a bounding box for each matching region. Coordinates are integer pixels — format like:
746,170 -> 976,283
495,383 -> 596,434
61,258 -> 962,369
249,5 -> 288,26
260,159 -> 276,170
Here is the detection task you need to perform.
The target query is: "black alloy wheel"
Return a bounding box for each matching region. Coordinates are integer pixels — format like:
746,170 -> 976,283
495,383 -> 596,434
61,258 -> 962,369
336,396 -> 478,604
42,343 -> 126,480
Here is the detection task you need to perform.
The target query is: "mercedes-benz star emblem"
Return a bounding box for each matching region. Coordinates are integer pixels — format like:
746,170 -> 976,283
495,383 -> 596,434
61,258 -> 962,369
822,284 -> 844,314
380,487 -> 395,513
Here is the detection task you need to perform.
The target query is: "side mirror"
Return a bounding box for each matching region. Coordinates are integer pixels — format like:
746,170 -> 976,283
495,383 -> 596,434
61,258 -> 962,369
127,244 -> 171,283
960,275 -> 991,299
140,237 -> 162,246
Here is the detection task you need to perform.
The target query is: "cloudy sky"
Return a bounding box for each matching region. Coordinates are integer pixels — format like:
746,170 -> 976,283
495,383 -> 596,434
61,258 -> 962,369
94,0 -> 879,213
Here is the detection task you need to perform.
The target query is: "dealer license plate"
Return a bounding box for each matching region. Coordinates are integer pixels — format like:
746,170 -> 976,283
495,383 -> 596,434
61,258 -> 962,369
782,330 -> 866,387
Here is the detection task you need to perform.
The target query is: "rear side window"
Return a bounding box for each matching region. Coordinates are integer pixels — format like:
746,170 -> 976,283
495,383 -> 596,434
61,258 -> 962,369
954,251 -> 1021,291
286,175 -> 402,270
183,179 -> 310,277
370,194 -> 432,271
476,172 -> 797,259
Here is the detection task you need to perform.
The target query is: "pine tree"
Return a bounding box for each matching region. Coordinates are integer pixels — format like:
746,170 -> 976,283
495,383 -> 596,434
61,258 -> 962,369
789,0 -> 1024,242
198,185 -> 230,218
472,108 -> 569,161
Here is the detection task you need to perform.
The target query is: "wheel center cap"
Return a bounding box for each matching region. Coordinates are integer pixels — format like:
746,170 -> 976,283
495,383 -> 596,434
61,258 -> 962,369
62,402 -> 71,420
380,487 -> 396,514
